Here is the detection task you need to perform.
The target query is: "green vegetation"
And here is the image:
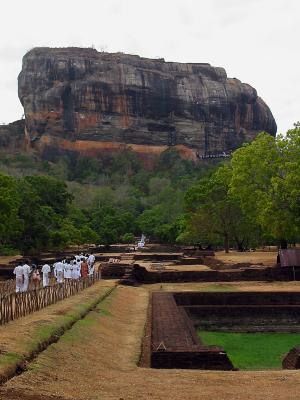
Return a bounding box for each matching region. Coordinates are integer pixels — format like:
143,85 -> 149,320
198,330 -> 300,370
180,124 -> 300,251
0,123 -> 299,254
0,147 -> 212,254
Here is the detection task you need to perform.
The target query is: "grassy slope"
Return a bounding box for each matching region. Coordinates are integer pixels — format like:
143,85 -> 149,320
2,284 -> 300,400
0,281 -> 116,383
199,331 -> 300,370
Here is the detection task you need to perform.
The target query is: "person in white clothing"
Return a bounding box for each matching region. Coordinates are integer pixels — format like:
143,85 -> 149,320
70,261 -> 76,280
75,261 -> 81,280
41,263 -> 51,287
88,261 -> 95,276
53,261 -> 64,283
13,264 -> 24,293
63,261 -> 72,280
87,254 -> 95,276
88,254 -> 95,267
22,262 -> 31,292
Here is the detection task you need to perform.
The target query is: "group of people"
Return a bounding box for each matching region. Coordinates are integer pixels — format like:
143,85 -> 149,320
13,253 -> 96,293
13,261 -> 36,293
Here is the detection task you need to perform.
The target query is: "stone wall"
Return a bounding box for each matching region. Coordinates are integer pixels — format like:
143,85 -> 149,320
282,347 -> 300,369
133,264 -> 299,283
175,291 -> 300,332
150,291 -> 300,370
151,292 -> 234,370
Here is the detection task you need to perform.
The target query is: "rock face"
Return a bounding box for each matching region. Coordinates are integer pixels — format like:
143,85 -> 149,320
18,47 -> 277,161
0,120 -> 25,152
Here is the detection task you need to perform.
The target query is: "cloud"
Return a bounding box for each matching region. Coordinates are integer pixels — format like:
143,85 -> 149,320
0,46 -> 26,63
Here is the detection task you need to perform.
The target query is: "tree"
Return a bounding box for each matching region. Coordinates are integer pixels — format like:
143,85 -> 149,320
121,232 -> 135,244
16,176 -> 73,254
90,206 -> 136,245
23,175 -> 72,216
182,165 -> 258,252
0,173 -> 22,250
230,128 -> 300,247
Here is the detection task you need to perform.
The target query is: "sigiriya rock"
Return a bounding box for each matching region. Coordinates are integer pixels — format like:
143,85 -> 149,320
16,47 -> 276,161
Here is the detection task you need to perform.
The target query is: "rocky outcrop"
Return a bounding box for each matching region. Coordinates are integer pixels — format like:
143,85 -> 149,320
0,120 -> 25,152
18,47 -> 277,161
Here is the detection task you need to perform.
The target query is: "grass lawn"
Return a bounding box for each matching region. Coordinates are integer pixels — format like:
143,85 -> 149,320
198,330 -> 300,370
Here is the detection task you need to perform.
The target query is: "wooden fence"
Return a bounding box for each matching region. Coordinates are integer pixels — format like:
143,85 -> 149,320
0,273 -> 101,326
0,279 -> 15,295
0,277 -> 60,295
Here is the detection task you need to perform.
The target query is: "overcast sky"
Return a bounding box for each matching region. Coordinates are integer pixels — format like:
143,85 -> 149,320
0,0 -> 299,134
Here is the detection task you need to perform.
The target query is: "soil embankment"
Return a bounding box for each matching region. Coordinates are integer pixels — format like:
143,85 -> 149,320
0,280 -> 116,384
1,283 -> 300,400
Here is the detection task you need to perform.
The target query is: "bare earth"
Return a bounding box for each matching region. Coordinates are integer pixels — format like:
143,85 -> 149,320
0,280 -> 116,362
215,250 -> 277,266
140,261 -> 211,272
1,280 -> 300,400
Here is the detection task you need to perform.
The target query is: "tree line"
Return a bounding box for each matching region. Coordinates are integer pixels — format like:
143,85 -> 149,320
0,124 -> 299,254
0,147 -> 210,254
179,124 -> 300,251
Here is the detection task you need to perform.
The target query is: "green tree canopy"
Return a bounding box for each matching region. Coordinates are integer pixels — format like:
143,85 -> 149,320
230,127 -> 300,247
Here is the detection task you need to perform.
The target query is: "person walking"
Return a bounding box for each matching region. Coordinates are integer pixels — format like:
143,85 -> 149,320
22,262 -> 31,292
81,259 -> 89,278
76,260 -> 81,279
13,264 -> 24,293
88,253 -> 95,267
41,263 -> 51,287
53,260 -> 64,284
32,268 -> 41,290
63,260 -> 72,281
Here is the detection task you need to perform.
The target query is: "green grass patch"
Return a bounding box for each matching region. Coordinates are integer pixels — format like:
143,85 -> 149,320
198,330 -> 300,370
98,308 -> 112,317
94,287 -> 116,317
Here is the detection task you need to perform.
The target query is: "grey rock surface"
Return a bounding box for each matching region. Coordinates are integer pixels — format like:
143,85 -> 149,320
18,47 -> 277,158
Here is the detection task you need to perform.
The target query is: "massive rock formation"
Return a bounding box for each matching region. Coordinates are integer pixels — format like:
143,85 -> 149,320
18,47 -> 276,161
0,120 -> 25,152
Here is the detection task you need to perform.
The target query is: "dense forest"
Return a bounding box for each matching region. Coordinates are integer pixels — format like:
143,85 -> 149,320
0,124 -> 299,255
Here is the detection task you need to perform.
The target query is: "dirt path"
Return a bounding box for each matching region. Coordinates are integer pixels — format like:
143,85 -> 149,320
1,283 -> 300,400
215,251 -> 277,266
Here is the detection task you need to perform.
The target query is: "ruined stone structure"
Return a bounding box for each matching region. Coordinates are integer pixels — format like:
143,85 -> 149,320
18,47 -> 276,162
150,291 -> 300,370
282,347 -> 300,369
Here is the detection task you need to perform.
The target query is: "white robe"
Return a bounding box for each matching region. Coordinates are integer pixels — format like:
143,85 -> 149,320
54,262 -> 64,283
88,263 -> 95,276
41,264 -> 51,287
64,263 -> 72,279
13,265 -> 24,293
22,264 -> 31,292
70,264 -> 76,280
88,254 -> 95,266
74,262 -> 81,279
